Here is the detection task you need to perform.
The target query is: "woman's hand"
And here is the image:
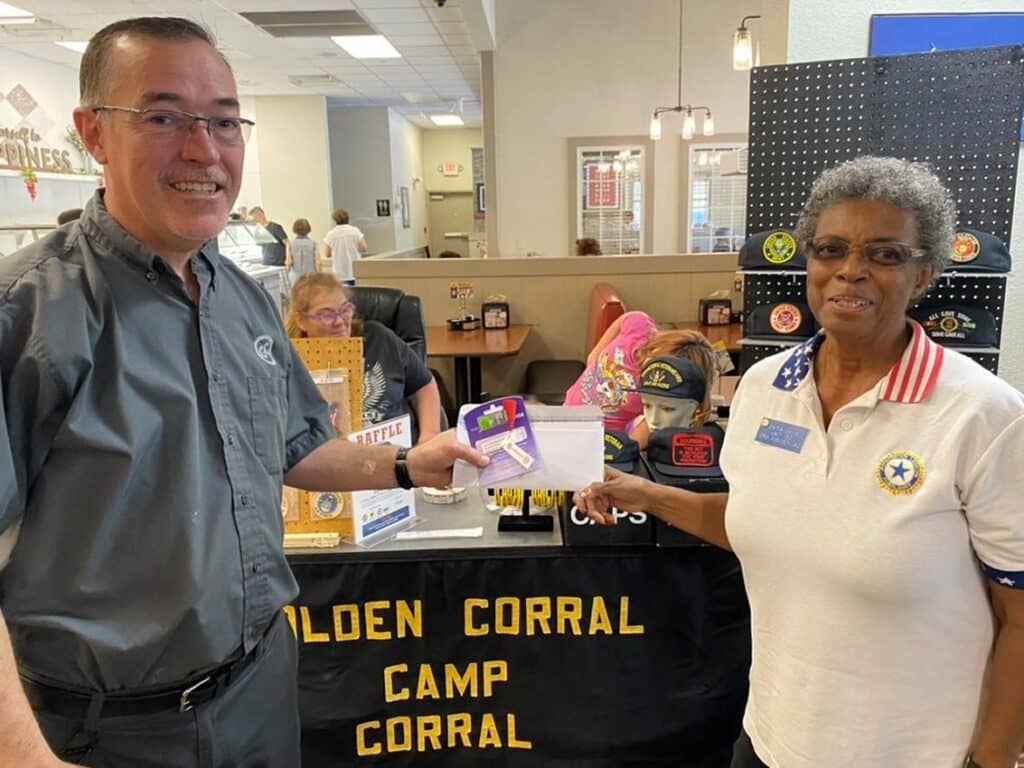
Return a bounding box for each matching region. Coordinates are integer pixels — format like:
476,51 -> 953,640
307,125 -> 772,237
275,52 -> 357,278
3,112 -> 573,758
574,468 -> 654,525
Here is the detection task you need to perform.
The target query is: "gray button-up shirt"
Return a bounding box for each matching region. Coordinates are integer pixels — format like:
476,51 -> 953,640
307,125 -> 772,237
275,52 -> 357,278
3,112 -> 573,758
0,192 -> 332,691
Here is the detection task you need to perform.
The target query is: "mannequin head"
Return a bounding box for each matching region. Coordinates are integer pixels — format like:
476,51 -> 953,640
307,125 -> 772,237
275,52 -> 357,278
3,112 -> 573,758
641,393 -> 699,431
635,330 -> 718,426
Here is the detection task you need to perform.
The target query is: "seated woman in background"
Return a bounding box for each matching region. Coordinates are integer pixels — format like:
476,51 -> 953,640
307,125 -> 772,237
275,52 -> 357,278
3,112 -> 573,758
564,311 -> 716,442
286,273 -> 442,444
576,237 -> 602,256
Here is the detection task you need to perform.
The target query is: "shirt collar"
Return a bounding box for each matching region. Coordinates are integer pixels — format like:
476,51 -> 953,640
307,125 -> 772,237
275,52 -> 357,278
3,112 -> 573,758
78,190 -> 221,278
771,321 -> 944,404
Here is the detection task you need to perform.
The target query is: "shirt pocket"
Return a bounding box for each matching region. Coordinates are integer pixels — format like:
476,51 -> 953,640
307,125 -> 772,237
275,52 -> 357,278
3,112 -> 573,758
248,374 -> 287,475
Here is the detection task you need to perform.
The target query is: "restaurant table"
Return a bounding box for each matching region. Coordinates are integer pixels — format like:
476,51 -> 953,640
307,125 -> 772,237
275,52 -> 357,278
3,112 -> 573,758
426,324 -> 532,407
286,489 -> 750,767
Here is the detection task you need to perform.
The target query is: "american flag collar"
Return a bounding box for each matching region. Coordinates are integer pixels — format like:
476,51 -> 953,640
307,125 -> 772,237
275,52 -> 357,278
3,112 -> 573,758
771,321 -> 944,404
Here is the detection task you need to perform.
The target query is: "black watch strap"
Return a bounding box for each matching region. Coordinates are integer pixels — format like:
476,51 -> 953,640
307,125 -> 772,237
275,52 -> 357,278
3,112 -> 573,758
394,447 -> 415,490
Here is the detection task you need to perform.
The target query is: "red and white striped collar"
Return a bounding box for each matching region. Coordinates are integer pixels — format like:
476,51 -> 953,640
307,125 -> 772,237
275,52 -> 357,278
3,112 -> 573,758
879,320 -> 944,403
771,321 -> 944,404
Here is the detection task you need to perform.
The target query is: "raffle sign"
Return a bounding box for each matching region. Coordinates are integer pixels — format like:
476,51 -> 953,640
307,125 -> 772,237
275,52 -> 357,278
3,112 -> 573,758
288,548 -> 750,766
347,415 -> 415,544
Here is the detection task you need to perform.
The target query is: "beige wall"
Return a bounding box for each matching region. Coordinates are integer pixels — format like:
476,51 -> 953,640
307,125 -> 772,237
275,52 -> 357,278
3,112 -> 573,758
253,95 -> 333,244
387,109 -> 429,252
422,127 -> 483,193
355,253 -> 739,397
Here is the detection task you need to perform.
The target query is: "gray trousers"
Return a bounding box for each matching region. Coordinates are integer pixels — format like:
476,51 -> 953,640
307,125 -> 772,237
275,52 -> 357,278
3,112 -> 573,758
34,614 -> 300,768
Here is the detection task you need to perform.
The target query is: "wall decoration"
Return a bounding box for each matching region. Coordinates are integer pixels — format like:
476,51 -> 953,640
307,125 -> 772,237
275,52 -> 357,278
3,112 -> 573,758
376,198 -> 391,217
400,186 -> 410,228
475,182 -> 486,214
583,163 -> 619,210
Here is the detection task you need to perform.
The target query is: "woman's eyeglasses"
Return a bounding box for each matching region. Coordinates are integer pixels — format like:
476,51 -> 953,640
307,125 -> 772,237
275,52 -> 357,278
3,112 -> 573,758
302,302 -> 355,323
806,238 -> 927,268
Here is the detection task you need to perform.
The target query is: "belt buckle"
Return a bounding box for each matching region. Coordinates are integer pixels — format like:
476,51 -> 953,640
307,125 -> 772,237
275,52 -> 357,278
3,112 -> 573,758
179,676 -> 213,713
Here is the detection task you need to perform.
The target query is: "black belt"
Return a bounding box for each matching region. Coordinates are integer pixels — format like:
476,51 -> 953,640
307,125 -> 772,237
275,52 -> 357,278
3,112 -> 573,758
22,642 -> 261,719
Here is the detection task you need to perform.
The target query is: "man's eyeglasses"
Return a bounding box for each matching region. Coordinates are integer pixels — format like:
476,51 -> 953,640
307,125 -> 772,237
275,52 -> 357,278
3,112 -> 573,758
93,106 -> 255,146
806,237 -> 927,268
302,303 -> 356,323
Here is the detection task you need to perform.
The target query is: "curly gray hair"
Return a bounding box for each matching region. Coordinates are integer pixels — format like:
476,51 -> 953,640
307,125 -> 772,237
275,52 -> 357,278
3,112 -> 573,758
794,156 -> 957,276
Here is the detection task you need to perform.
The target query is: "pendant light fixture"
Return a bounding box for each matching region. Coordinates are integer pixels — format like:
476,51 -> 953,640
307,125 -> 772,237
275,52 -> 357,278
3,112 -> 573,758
733,15 -> 761,71
649,0 -> 713,142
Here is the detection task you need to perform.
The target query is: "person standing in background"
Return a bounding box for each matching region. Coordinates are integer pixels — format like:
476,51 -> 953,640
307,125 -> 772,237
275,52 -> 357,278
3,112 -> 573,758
248,205 -> 288,266
323,207 -> 367,286
286,217 -> 317,285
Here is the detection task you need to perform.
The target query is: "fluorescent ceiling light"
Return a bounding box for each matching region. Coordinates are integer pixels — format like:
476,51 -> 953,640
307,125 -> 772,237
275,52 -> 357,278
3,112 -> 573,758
430,114 -> 464,126
331,35 -> 400,59
0,1 -> 34,23
55,41 -> 89,53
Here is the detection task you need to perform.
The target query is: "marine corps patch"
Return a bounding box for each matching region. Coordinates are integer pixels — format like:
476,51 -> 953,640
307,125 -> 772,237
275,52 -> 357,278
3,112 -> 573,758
769,303 -> 803,334
762,232 -> 797,265
951,231 -> 981,264
876,451 -> 926,496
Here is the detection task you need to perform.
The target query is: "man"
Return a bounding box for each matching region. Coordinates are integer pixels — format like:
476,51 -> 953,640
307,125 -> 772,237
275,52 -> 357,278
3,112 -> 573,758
322,208 -> 368,286
248,205 -> 288,267
0,17 -> 485,767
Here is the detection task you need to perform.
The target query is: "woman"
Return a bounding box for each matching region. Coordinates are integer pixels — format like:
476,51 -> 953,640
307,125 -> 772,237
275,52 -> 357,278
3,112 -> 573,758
565,311 -> 716,438
577,157 -> 1024,768
286,274 -> 442,444
286,217 -> 317,286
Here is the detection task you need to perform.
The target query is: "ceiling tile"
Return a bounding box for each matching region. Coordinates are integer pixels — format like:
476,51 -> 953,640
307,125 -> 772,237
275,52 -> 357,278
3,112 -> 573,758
425,6 -> 464,22
373,22 -> 437,35
431,21 -> 466,33
389,35 -> 443,47
441,33 -> 472,46
353,0 -> 422,8
361,7 -> 429,23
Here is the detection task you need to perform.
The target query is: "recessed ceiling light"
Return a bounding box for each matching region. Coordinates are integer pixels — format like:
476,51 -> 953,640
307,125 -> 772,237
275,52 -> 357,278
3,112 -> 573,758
55,41 -> 89,53
331,35 -> 401,59
0,1 -> 34,23
430,114 -> 464,126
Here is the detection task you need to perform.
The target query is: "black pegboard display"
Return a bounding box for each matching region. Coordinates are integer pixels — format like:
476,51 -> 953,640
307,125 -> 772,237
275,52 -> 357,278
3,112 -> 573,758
747,45 -> 1024,242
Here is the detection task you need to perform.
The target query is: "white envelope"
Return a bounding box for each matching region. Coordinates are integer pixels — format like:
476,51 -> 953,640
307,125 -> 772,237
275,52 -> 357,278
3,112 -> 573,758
452,404 -> 605,490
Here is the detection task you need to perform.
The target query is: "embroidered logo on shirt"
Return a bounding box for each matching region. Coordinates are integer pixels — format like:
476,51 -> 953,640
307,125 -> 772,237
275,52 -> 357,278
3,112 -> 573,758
876,451 -> 926,496
253,335 -> 277,366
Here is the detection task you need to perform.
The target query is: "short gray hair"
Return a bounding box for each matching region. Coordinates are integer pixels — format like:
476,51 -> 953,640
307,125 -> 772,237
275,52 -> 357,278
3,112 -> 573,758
80,17 -> 225,106
794,156 -> 957,275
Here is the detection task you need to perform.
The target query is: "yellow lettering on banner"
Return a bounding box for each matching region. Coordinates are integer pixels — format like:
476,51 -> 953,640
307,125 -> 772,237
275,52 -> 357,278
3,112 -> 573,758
384,664 -> 410,702
619,596 -> 644,634
333,605 -> 360,641
495,597 -> 520,635
300,607 -> 330,643
556,596 -> 583,635
365,600 -> 391,639
417,715 -> 443,751
396,600 -> 423,638
282,606 -> 297,637
507,713 -> 533,749
464,598 -> 488,636
481,660 -> 508,697
415,665 -> 440,700
447,713 -> 473,748
478,713 -> 502,748
445,663 -> 478,698
588,596 -> 613,635
387,716 -> 412,752
356,721 -> 382,755
524,597 -> 552,636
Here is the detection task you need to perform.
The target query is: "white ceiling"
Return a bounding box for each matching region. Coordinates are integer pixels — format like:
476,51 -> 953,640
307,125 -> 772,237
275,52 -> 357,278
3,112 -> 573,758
0,0 -> 486,127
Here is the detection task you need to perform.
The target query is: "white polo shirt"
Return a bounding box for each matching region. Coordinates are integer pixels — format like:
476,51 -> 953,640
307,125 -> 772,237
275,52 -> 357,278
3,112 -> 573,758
721,321 -> 1024,767
323,223 -> 364,281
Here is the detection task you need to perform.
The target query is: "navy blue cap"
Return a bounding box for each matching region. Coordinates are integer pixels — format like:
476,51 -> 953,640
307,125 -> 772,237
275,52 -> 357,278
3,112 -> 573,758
604,430 -> 640,473
745,302 -> 817,338
947,229 -> 1011,273
646,425 -> 726,479
628,356 -> 707,403
909,305 -> 998,347
740,230 -> 807,270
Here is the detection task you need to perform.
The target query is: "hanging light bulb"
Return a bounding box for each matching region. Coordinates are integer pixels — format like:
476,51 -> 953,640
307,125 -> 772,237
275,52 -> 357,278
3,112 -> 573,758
612,159 -> 623,173
698,152 -> 709,167
649,113 -> 662,141
681,109 -> 695,140
755,40 -> 761,68
733,26 -> 753,71
703,111 -> 715,136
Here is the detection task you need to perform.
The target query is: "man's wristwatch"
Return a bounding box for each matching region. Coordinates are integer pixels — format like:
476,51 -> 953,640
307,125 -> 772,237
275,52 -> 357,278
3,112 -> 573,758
394,447 -> 415,490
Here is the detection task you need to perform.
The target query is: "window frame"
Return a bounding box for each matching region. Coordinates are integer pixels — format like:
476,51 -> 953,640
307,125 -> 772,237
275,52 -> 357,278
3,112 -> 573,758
682,133 -> 748,254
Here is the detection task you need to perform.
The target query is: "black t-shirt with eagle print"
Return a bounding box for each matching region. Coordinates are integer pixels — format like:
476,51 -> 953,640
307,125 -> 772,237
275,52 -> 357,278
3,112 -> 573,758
360,320 -> 433,437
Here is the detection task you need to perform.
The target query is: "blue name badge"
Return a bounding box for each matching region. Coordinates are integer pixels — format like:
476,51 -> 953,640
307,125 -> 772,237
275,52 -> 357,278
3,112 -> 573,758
754,418 -> 809,454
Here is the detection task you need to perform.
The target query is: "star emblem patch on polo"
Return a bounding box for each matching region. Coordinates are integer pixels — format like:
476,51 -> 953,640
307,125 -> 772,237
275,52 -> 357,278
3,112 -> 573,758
253,334 -> 277,365
876,451 -> 926,496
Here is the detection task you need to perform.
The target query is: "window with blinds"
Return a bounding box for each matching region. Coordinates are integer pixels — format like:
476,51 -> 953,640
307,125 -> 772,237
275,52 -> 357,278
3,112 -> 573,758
576,146 -> 644,255
689,144 -> 748,254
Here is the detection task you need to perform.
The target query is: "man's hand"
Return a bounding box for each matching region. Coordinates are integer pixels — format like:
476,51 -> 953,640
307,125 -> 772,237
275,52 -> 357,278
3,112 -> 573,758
573,468 -> 653,525
406,430 -> 488,488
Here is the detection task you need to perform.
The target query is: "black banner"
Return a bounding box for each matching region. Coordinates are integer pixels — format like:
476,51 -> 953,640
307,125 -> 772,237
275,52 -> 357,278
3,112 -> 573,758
290,549 -> 749,767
